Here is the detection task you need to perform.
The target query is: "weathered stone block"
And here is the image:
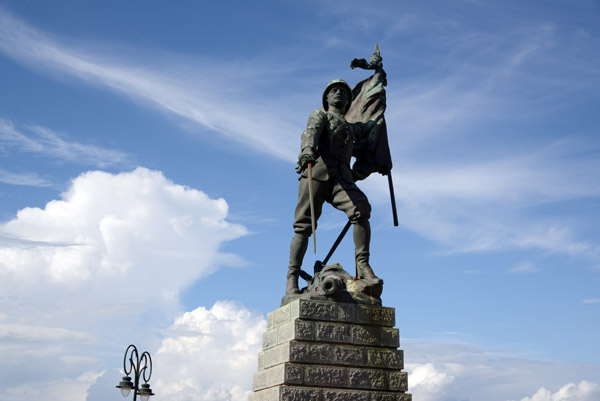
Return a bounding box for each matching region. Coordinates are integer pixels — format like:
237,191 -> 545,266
277,322 -> 294,344
285,364 -> 304,385
304,366 -> 346,387
370,392 -> 412,401
267,312 -> 274,330
367,349 -> 403,369
273,303 -> 291,327
250,388 -> 272,401
262,343 -> 290,369
253,370 -> 266,390
347,367 -> 387,390
388,371 -> 408,392
265,364 -> 285,388
254,364 -> 306,390
289,341 -> 332,364
350,325 -> 379,345
337,303 -> 356,322
315,322 -> 350,343
280,385 -> 322,401
295,320 -> 314,341
322,388 -> 369,401
356,305 -> 395,327
296,300 -> 338,321
380,328 -> 400,348
263,329 -> 278,350
258,352 -> 264,370
269,386 -> 281,401
332,345 -> 364,366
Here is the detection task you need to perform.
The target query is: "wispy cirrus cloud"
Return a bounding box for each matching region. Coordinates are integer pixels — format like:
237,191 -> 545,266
0,168 -> 52,187
0,8 -> 298,162
1,5 -> 599,263
0,118 -> 130,168
508,261 -> 541,274
362,136 -> 600,258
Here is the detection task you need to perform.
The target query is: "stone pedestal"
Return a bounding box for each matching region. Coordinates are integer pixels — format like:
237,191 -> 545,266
249,299 -> 411,401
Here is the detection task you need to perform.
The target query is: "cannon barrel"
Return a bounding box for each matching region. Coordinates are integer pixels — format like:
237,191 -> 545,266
321,276 -> 342,296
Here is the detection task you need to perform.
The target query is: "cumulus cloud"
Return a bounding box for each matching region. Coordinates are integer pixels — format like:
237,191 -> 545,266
151,301 -> 265,401
0,168 -> 248,399
407,362 -> 455,401
517,381 -> 600,401
0,167 -> 246,302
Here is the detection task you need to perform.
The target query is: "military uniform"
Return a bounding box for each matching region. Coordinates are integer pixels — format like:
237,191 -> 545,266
293,107 -> 371,236
287,79 -> 381,295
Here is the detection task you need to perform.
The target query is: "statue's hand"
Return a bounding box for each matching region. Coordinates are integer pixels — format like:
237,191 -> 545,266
350,58 -> 369,70
296,147 -> 316,173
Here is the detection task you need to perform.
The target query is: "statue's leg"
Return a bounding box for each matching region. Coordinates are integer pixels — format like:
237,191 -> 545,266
331,180 -> 382,284
353,219 -> 382,284
287,234 -> 308,294
287,177 -> 326,295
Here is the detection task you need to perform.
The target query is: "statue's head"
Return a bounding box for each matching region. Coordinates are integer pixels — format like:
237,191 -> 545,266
322,79 -> 352,114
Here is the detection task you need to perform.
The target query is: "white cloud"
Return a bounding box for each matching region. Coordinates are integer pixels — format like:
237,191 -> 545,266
152,301 -> 265,401
0,118 -> 131,168
0,370 -> 103,401
0,168 -> 246,295
407,362 -> 455,401
582,298 -> 600,304
517,381 -> 600,401
0,168 -> 248,398
403,342 -> 600,401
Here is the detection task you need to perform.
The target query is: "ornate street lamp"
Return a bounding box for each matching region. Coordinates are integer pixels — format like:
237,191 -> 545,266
115,344 -> 155,401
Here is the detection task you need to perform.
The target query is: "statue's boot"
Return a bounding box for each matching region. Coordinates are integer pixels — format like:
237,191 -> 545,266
286,234 -> 308,295
354,220 -> 383,285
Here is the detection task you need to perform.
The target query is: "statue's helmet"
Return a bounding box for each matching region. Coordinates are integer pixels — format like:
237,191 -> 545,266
322,79 -> 353,113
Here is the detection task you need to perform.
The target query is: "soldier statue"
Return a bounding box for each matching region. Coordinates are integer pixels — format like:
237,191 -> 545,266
285,44 -> 396,299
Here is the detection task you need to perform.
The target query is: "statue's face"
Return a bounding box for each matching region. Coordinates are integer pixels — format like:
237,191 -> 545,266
326,85 -> 348,110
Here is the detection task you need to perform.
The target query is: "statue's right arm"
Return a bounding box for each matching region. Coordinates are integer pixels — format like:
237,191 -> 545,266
300,109 -> 325,150
297,110 -> 325,172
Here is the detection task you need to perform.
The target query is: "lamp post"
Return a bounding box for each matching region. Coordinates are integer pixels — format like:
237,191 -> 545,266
115,344 -> 155,401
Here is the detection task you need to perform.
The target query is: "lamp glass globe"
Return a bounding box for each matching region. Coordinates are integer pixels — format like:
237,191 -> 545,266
120,387 -> 131,397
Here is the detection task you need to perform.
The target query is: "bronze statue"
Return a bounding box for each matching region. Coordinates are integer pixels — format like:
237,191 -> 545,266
286,44 -> 395,298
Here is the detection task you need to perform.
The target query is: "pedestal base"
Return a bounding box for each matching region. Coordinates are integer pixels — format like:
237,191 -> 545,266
249,299 -> 411,401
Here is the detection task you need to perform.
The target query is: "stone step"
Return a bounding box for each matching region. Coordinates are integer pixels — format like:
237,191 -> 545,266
258,341 -> 403,371
253,362 -> 408,392
263,318 -> 400,351
268,299 -> 395,330
249,384 -> 412,401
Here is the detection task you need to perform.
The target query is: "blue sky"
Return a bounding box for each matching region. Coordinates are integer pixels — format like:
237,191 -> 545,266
0,1 -> 599,400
